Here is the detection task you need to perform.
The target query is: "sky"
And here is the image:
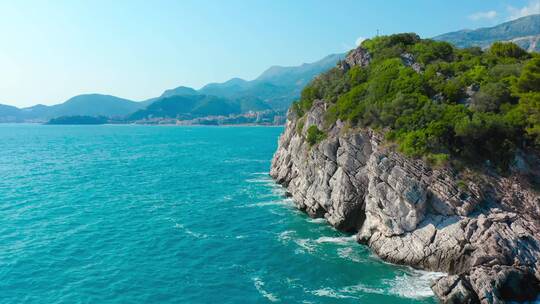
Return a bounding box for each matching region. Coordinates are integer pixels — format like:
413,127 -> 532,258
0,0 -> 539,107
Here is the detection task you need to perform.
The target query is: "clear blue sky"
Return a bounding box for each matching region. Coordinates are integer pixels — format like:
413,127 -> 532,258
0,0 -> 538,107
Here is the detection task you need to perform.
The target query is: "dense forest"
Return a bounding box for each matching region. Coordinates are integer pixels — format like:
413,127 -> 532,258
293,33 -> 540,172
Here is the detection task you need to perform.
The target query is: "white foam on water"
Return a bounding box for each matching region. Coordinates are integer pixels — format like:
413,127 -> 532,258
307,283 -> 385,300
294,238 -> 316,253
383,269 -> 446,299
277,231 -> 316,254
270,187 -> 287,197
311,287 -> 360,299
314,235 -> 356,244
173,223 -> 209,239
251,172 -> 270,176
277,230 -> 295,243
340,283 -> 386,295
337,247 -> 366,263
302,264 -> 444,300
306,218 -> 326,224
224,158 -> 267,164
278,230 -> 359,255
252,277 -> 280,302
238,199 -> 294,208
245,177 -> 274,184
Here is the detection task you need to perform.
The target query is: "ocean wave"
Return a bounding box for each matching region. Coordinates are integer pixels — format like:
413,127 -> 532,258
278,231 -> 357,255
174,223 -> 209,239
277,230 -> 295,242
252,277 -> 280,302
307,283 -> 384,300
251,172 -> 270,176
245,177 -> 274,184
277,231 -> 314,253
223,158 -> 267,164
341,283 -> 386,295
383,269 -> 445,299
309,270 -> 441,301
314,235 -> 356,244
337,247 -> 367,263
364,250 -> 446,298
310,287 -> 360,299
236,199 -> 294,209
306,218 -> 326,224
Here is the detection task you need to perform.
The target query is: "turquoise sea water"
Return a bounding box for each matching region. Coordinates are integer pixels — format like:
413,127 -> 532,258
0,124 -> 440,304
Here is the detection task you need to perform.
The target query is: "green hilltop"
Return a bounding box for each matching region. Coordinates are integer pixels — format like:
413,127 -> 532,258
294,33 -> 540,172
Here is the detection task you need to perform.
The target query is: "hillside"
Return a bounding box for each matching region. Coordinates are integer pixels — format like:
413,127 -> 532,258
0,94 -> 146,122
435,14 -> 540,51
128,95 -> 242,121
196,53 -> 346,109
48,94 -> 143,118
272,33 -> 540,302
294,34 -> 539,168
0,104 -> 22,122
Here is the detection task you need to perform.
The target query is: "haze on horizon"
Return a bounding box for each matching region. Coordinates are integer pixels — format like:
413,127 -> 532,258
0,0 -> 538,107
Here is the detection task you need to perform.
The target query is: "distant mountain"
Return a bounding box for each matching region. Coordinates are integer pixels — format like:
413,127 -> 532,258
48,94 -> 143,118
128,95 -> 242,121
130,52 -> 346,121
0,52 -> 344,123
199,78 -> 250,98
160,86 -> 199,98
0,94 -> 146,122
256,53 -> 346,86
434,14 -> 540,51
196,53 -> 346,109
0,104 -> 22,122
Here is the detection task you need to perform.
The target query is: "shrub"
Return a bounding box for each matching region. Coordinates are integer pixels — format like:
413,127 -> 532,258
306,125 -> 326,146
471,82 -> 512,112
399,130 -> 429,157
425,153 -> 450,167
296,117 -> 305,135
515,57 -> 540,93
412,40 -> 454,64
489,42 -> 528,59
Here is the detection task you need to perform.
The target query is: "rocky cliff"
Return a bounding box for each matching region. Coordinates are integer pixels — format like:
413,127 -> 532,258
270,51 -> 540,302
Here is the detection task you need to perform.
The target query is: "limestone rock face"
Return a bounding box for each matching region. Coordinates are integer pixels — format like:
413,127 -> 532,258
338,46 -> 371,71
270,100 -> 540,303
400,53 -> 423,73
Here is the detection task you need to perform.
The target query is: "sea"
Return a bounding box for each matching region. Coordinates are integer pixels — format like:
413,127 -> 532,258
0,124 -> 442,303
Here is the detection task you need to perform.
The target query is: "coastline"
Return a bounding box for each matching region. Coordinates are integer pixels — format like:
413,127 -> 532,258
270,101 -> 540,303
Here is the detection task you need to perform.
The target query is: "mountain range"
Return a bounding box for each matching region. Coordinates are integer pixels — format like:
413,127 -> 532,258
1,14 -> 539,123
434,14 -> 540,51
0,53 -> 345,123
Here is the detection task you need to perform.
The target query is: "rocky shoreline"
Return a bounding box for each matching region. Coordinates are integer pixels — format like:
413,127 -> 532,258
270,99 -> 540,303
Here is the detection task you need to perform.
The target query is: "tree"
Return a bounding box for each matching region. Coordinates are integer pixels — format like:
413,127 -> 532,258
489,42 -> 528,59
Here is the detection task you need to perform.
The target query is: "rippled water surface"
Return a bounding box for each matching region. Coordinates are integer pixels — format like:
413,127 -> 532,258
0,124 -> 439,303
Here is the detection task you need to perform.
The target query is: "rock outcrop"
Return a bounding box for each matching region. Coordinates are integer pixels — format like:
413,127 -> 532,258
270,47 -> 540,304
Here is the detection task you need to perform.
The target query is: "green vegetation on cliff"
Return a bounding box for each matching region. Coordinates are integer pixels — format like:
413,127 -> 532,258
293,33 -> 540,171
306,125 -> 326,146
